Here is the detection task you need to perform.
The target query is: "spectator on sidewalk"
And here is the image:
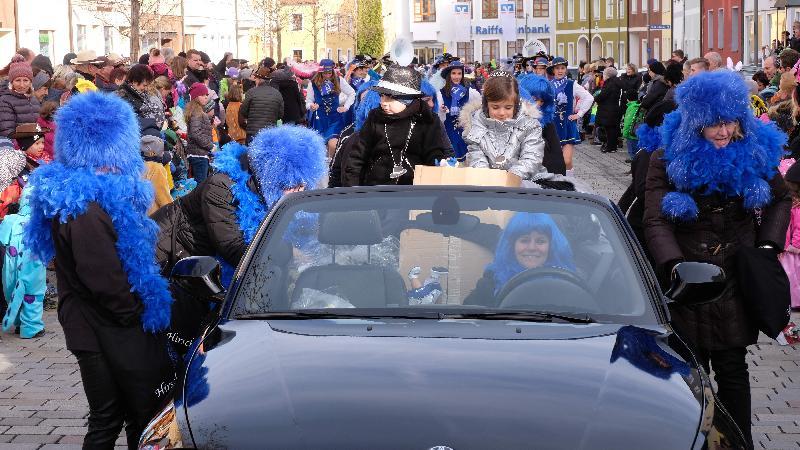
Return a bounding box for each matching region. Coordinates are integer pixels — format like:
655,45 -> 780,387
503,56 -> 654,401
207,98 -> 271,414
239,61 -> 283,143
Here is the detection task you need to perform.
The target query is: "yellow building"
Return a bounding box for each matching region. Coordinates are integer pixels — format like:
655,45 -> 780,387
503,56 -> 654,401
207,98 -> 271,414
279,0 -> 356,63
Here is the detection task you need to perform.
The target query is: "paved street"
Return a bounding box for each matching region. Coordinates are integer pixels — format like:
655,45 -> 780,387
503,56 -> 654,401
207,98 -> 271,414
0,142 -> 798,449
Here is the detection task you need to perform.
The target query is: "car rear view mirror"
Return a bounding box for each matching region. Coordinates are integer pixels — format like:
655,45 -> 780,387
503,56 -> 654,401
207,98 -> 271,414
171,256 -> 225,300
665,262 -> 726,305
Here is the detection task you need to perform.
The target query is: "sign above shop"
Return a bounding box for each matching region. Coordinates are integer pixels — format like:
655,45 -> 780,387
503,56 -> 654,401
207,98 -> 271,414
474,25 -> 551,35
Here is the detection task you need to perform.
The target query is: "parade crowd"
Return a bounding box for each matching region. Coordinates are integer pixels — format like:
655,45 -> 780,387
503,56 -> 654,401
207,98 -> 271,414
0,38 -> 798,449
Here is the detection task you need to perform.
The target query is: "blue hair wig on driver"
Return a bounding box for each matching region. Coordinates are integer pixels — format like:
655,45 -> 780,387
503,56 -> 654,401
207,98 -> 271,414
518,75 -> 555,127
487,212 -> 575,294
658,70 -> 786,221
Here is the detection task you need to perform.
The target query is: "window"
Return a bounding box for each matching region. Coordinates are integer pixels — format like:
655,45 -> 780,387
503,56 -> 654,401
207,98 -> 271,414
77,25 -> 86,51
568,42 -> 575,65
327,48 -> 332,59
707,11 -> 713,49
516,0 -> 525,17
641,0 -> 646,14
606,41 -> 613,59
568,0 -> 574,21
539,38 -> 551,54
102,27 -> 113,54
558,42 -> 565,58
482,0 -> 498,18
653,38 -> 660,60
457,41 -> 475,61
39,30 -> 54,59
482,39 -> 500,61
507,38 -> 525,56
557,0 -> 564,21
457,0 -> 474,18
532,0 -> 549,17
292,14 -> 303,31
414,0 -> 436,22
718,9 -> 724,49
618,42 -> 625,65
293,49 -> 303,62
580,0 -> 586,19
732,7 -> 739,51
653,0 -> 659,11
337,49 -> 342,62
607,0 -> 614,17
641,38 -> 647,65
326,14 -> 340,32
632,0 -> 636,14
618,0 -> 624,18
347,49 -> 352,61
594,0 -> 600,19
184,34 -> 195,50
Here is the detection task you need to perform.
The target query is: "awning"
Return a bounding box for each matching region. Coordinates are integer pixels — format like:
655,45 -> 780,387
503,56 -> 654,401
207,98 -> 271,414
774,0 -> 800,8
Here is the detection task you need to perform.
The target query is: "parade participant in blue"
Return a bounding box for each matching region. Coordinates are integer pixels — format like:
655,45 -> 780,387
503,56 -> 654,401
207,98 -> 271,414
532,56 -> 549,77
151,125 -> 327,352
519,74 -> 567,175
306,58 -> 356,157
549,57 -> 593,177
643,70 -> 791,447
342,55 -> 376,127
427,53 -> 455,91
464,212 -> 575,307
439,60 -> 481,160
24,91 -> 175,449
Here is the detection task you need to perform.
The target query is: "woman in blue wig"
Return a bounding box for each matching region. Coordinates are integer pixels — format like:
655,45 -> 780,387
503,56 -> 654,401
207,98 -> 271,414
307,59 -> 356,156
152,125 -> 327,353
643,70 -> 791,447
439,60 -> 481,160
24,92 -> 175,448
519,74 -> 567,175
464,212 -> 575,307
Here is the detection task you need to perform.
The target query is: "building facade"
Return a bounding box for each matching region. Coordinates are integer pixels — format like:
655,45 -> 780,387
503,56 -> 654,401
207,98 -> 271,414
0,0 -> 15,61
701,0 -> 744,63
628,0 -> 668,66
388,0 -> 556,65
272,0 -> 356,63
555,0 -> 628,66
673,0 -> 702,60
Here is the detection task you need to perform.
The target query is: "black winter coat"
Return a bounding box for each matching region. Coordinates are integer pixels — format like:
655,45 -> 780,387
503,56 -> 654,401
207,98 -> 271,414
239,82 -> 284,135
0,88 -> 41,138
619,73 -> 642,103
542,122 -> 566,175
329,124 -> 358,188
640,78 -> 669,111
116,83 -> 146,117
153,153 -> 259,273
269,71 -> 306,124
463,270 -> 498,307
594,77 -> 623,127
343,100 -> 453,186
643,149 -> 791,350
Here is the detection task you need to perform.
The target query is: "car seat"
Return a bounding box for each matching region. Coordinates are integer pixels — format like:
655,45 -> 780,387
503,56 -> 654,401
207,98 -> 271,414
290,210 -> 407,308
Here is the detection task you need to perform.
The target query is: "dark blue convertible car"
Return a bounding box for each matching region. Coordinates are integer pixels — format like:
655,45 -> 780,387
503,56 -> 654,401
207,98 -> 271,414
139,186 -> 746,449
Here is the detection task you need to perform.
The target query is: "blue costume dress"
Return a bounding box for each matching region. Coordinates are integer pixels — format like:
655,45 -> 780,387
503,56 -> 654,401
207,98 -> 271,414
441,84 -> 470,159
551,77 -> 581,145
309,81 -> 346,142
343,76 -> 368,127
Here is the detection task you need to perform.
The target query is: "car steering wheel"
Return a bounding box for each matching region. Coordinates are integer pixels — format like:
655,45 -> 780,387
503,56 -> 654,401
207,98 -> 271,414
496,267 -> 600,312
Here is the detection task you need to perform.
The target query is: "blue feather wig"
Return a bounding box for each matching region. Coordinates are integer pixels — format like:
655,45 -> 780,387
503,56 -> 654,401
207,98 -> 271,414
24,92 -> 172,332
635,123 -> 661,153
518,75 -> 555,127
487,213 -> 575,294
658,71 -> 786,222
420,79 -> 440,115
355,80 -> 380,132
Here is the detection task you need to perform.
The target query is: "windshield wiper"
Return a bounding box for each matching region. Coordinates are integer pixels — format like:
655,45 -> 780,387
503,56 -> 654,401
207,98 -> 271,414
440,311 -> 595,324
237,310 -> 441,320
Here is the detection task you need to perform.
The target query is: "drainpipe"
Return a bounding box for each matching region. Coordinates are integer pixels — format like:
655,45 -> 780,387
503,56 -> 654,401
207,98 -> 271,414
68,0 -> 74,52
13,0 -> 19,50
754,0 -> 759,65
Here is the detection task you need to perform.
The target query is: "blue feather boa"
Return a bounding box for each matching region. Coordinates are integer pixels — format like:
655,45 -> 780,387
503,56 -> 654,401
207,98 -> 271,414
212,142 -> 267,245
635,124 -> 661,153
24,164 -> 172,332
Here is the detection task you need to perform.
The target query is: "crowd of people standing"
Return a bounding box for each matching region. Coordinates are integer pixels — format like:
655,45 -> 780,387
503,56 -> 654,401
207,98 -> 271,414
0,41 -> 797,449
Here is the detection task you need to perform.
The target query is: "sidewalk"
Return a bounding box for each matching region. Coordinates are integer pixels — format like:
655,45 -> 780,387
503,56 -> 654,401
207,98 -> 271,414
0,142 -> 798,449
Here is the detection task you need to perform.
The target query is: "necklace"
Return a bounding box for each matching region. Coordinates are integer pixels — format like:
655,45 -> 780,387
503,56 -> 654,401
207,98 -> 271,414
385,119 -> 416,180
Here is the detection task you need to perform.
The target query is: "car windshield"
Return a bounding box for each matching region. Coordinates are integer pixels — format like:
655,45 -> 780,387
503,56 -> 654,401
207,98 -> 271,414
232,190 -> 656,324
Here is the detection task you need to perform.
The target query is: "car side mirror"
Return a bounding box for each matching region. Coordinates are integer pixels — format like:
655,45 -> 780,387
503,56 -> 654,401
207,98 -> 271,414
664,262 -> 726,305
171,256 -> 225,300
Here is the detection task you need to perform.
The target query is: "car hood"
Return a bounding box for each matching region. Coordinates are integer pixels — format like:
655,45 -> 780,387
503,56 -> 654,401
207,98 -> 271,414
181,319 -> 702,449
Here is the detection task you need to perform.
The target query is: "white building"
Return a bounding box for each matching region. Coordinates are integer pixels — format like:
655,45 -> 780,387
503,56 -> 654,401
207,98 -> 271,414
386,0 -> 556,64
672,0 -> 701,59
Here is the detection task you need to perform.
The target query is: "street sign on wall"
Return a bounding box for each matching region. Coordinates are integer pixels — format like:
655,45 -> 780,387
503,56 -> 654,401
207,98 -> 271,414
649,24 -> 671,30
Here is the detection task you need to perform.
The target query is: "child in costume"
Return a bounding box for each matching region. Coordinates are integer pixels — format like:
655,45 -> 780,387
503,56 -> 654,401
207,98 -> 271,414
438,60 -> 481,160
24,91 -> 175,449
548,57 -> 593,176
307,58 -> 356,156
0,189 -> 45,338
460,71 -> 545,181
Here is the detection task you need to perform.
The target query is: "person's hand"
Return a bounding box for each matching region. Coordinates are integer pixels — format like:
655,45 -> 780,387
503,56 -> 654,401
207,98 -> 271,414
310,103 -> 319,111
568,114 -> 579,121
441,105 -> 449,114
336,106 -> 347,113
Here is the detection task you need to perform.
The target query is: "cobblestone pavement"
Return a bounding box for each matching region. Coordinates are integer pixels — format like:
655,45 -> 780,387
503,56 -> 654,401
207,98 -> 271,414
0,142 -> 798,449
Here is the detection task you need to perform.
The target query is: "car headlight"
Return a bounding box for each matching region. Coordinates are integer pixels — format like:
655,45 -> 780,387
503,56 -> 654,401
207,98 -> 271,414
138,401 -> 186,449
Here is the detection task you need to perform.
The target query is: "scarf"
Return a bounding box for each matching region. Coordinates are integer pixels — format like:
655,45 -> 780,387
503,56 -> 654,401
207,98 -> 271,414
24,164 -> 172,332
552,77 -> 569,106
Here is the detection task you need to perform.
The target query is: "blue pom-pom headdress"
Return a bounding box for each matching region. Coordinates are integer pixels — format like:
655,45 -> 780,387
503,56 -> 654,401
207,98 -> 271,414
518,75 -> 555,127
355,80 -> 380,132
420,79 -> 440,114
24,92 -> 172,333
659,71 -> 785,221
635,123 -> 661,153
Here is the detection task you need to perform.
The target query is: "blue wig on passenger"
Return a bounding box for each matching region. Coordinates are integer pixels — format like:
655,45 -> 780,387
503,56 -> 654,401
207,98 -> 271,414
487,213 -> 575,294
518,75 -> 555,127
420,79 -> 439,114
355,80 -> 380,132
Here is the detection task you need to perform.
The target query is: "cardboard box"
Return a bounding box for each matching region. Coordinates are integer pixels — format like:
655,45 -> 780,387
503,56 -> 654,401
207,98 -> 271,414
413,165 -> 521,188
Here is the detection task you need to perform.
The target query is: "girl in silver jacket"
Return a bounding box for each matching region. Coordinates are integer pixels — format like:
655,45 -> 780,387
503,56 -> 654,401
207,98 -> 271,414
460,72 -> 546,181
